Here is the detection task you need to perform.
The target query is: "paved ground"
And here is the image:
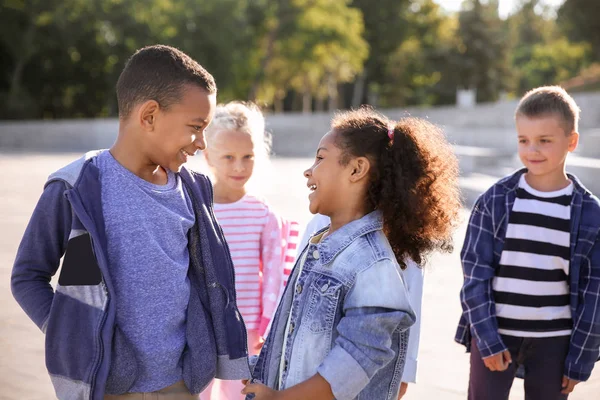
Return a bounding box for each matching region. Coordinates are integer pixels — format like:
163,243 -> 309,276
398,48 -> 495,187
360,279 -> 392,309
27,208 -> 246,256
1,153 -> 599,399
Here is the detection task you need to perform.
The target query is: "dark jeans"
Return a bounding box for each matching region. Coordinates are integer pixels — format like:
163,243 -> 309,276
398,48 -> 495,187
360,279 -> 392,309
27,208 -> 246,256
468,335 -> 570,400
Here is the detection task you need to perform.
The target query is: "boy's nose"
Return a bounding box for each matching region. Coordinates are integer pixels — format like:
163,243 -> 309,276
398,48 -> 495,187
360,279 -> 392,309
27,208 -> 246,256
194,135 -> 206,151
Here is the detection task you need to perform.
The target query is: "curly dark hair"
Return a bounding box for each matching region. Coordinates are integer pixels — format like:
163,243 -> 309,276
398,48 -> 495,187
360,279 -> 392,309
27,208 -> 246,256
331,107 -> 461,268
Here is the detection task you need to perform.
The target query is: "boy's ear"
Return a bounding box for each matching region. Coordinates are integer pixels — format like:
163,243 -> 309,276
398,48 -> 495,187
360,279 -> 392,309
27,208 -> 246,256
568,131 -> 579,152
349,157 -> 370,182
139,100 -> 160,131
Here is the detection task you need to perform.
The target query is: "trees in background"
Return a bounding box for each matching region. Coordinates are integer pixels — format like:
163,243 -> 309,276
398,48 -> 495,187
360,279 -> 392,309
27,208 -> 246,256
507,0 -> 592,95
559,0 -> 600,62
0,0 -> 598,119
453,0 -> 509,103
247,0 -> 368,112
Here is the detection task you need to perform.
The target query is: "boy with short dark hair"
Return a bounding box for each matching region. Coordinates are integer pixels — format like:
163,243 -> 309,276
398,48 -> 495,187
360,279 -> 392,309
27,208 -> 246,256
11,45 -> 249,399
456,86 -> 600,399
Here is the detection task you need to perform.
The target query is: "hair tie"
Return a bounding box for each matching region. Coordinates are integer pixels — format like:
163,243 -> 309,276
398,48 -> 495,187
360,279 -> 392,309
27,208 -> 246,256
388,128 -> 394,140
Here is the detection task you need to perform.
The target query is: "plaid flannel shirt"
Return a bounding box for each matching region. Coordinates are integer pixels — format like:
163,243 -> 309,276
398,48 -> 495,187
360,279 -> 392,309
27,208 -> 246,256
455,168 -> 600,382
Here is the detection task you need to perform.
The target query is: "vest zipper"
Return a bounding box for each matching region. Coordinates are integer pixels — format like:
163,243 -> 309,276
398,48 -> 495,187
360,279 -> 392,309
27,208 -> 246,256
66,189 -> 109,399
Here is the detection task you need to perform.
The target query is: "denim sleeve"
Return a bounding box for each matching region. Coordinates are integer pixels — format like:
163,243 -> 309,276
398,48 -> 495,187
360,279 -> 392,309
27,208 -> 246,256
11,181 -> 71,333
564,232 -> 600,381
317,259 -> 416,400
460,193 -> 506,358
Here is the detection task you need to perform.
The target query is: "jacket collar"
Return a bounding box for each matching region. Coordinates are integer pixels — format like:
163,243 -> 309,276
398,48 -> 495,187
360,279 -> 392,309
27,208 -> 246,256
500,167 -> 591,197
315,211 -> 383,265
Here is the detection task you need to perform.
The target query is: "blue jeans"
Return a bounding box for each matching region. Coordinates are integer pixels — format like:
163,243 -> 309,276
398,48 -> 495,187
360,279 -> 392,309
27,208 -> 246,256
468,335 -> 570,400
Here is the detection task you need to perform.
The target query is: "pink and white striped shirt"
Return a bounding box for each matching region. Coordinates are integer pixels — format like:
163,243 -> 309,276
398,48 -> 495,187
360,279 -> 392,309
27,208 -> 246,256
213,194 -> 299,335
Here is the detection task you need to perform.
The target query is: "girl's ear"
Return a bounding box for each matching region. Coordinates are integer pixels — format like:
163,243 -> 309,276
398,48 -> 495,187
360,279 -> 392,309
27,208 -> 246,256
349,156 -> 371,182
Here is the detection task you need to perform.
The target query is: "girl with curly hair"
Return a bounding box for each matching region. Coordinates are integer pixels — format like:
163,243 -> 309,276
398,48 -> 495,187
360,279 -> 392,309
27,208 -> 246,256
243,107 -> 461,400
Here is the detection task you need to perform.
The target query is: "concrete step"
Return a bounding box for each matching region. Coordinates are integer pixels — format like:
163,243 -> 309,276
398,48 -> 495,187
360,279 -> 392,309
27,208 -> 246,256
567,154 -> 600,196
453,145 -> 514,175
459,153 -> 600,205
577,129 -> 600,158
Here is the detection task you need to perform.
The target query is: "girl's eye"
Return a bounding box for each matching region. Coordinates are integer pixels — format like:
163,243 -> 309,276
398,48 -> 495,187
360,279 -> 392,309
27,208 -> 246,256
192,125 -> 202,132
224,155 -> 233,160
244,155 -> 254,160
316,155 -> 323,161
518,140 -> 526,144
541,139 -> 550,143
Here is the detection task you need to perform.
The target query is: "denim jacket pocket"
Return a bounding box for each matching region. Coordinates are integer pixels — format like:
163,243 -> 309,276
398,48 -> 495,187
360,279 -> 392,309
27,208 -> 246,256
305,277 -> 343,334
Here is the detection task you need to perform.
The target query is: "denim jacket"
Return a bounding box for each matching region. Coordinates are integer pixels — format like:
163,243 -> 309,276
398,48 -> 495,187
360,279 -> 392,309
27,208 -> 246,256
250,211 -> 416,400
455,168 -> 600,381
11,151 -> 250,399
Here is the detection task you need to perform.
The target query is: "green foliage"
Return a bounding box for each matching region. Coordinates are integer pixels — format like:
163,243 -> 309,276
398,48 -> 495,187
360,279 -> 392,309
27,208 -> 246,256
385,0 -> 461,106
507,0 -> 592,95
252,0 -> 368,109
0,0 -> 599,118
559,0 -> 600,61
519,38 -> 591,89
454,0 -> 510,102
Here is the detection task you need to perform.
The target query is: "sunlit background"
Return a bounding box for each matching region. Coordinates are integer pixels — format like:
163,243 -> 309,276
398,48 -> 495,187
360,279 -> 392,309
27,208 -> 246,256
1,0 -> 600,398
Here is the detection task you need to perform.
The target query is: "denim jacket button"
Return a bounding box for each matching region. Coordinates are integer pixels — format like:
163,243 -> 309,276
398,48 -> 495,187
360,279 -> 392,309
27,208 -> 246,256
296,284 -> 302,294
312,250 -> 320,259
289,322 -> 295,334
321,283 -> 329,292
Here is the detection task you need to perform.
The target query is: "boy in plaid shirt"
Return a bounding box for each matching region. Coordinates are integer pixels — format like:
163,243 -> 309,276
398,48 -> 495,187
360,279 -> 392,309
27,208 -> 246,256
455,86 -> 600,400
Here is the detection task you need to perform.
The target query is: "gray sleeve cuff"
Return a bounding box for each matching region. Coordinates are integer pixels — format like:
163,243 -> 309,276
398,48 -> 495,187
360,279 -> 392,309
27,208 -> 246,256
317,345 -> 369,400
248,355 -> 259,375
215,355 -> 251,380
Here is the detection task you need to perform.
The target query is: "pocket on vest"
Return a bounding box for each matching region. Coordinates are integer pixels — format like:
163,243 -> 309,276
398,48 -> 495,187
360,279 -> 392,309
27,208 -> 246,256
45,289 -> 105,384
58,232 -> 102,286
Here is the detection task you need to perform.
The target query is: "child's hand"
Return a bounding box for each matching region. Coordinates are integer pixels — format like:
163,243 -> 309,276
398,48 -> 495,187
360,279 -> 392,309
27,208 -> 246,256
483,350 -> 512,371
242,381 -> 282,400
561,376 -> 581,394
255,336 -> 265,351
398,382 -> 408,399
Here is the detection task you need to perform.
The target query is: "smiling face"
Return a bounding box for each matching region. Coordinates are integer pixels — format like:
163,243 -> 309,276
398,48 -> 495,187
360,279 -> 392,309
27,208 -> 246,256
205,128 -> 255,197
303,131 -> 355,216
143,84 -> 216,172
516,114 -> 578,183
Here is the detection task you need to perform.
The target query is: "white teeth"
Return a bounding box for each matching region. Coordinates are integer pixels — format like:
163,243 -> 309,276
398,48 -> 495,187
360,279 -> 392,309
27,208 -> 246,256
309,185 -> 317,191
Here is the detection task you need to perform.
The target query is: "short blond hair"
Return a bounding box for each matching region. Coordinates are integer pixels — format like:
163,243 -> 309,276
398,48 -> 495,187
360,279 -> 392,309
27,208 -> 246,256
515,86 -> 580,134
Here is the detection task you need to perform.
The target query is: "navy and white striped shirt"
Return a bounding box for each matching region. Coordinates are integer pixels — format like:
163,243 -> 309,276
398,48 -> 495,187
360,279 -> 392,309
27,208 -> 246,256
494,175 -> 573,337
